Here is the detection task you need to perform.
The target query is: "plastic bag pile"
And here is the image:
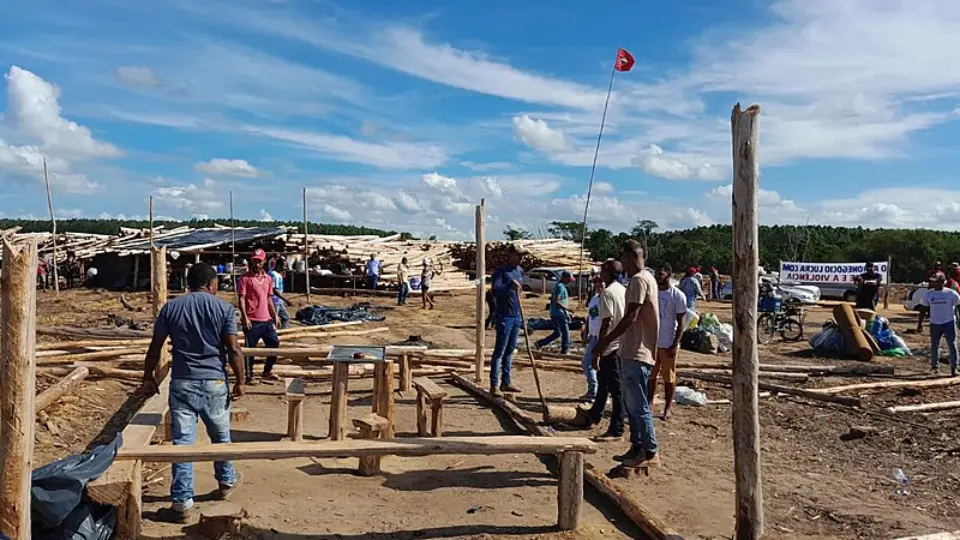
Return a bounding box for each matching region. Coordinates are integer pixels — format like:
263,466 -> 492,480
682,312 -> 733,354
295,303 -> 387,326
808,316 -> 912,357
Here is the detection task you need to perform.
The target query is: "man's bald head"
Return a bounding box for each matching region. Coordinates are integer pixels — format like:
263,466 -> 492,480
600,259 -> 622,284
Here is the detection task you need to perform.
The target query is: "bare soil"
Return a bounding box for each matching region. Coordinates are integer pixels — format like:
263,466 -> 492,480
31,287 -> 960,539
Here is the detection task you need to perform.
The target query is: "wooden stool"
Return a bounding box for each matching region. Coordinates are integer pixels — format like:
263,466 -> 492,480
412,377 -> 447,437
285,378 -> 305,442
352,413 -> 389,476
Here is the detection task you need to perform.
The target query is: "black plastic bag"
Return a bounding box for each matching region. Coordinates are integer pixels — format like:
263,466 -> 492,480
31,434 -> 122,540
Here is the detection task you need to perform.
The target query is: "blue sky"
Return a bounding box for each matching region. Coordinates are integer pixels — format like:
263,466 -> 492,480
2,0 -> 960,239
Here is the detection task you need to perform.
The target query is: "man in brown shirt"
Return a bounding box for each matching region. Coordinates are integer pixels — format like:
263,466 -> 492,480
594,239 -> 659,467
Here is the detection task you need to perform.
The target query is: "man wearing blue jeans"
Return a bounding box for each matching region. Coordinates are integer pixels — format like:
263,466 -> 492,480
580,276 -> 604,400
919,272 -> 960,376
593,240 -> 660,468
239,249 -> 280,384
489,245 -> 525,397
141,263 -> 246,523
535,271 -> 573,353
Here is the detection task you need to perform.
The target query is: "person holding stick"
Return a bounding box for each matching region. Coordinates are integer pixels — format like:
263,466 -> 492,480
239,249 -> 280,384
593,239 -> 659,467
489,244 -> 525,396
141,263 -> 245,523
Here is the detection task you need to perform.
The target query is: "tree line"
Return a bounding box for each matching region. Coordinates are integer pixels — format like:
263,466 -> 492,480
0,218 -> 407,239
506,221 -> 960,283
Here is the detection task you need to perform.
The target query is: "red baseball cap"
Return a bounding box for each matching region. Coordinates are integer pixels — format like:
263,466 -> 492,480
251,249 -> 266,261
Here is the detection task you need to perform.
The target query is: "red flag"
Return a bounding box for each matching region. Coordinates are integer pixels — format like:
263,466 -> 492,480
614,48 -> 635,72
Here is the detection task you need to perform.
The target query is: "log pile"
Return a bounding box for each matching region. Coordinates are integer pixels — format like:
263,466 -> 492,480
450,239 -> 597,272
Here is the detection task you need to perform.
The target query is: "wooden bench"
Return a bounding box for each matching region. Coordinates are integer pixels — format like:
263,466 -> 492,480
285,378 -> 305,441
116,435 -> 598,530
412,377 -> 446,437
351,413 -> 390,475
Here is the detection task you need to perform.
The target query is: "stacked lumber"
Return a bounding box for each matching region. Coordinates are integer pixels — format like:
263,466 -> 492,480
450,239 -> 597,272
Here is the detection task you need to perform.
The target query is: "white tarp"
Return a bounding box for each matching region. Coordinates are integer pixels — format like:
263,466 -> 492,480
779,261 -> 889,284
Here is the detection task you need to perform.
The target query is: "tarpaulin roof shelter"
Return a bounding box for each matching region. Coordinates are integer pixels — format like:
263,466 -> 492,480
107,227 -> 289,255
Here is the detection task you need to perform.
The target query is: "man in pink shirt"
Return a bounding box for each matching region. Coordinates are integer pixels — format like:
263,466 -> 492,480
238,249 -> 280,384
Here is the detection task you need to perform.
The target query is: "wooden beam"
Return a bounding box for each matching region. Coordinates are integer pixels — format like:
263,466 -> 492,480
37,326 -> 152,340
328,362 -> 350,441
448,372 -> 681,540
0,238 -> 38,540
37,338 -> 153,350
36,347 -> 146,366
812,377 -> 960,395
883,401 -> 960,414
43,158 -> 59,295
285,378 -> 305,442
116,436 -> 597,462
36,366 -> 89,411
303,186 -> 311,306
557,451 -> 583,530
731,102 -> 763,540
684,372 -> 861,407
475,199 -> 486,382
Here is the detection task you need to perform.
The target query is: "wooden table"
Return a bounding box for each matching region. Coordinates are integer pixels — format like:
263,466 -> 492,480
327,345 -> 394,440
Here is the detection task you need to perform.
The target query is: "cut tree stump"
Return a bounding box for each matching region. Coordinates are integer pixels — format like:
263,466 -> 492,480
196,503 -> 247,539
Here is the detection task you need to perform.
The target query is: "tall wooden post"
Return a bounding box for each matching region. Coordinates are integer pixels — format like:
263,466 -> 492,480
475,199 -> 486,382
148,196 -> 154,247
0,238 -> 38,539
303,186 -> 311,304
731,103 -> 763,540
883,255 -> 892,310
43,158 -> 60,295
151,246 -> 169,378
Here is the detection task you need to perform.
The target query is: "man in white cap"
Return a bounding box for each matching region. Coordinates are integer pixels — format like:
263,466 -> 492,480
238,249 -> 280,383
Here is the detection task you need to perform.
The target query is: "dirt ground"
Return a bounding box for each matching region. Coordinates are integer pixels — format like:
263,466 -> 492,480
31,286 -> 960,539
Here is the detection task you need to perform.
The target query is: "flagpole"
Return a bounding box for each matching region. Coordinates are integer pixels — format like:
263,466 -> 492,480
576,59 -> 618,306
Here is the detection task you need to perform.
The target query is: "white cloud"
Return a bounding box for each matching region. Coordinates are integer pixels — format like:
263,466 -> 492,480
460,161 -> 512,172
151,178 -> 224,215
259,209 -> 274,221
393,191 -> 425,213
708,184 -> 800,210
632,144 -> 722,181
363,192 -> 397,212
4,66 -> 120,159
512,115 -> 574,154
431,197 -> 473,215
593,181 -> 614,194
322,204 -> 351,221
247,126 -> 448,169
478,176 -> 503,199
194,158 -> 259,178
116,66 -> 162,88
421,172 -> 460,195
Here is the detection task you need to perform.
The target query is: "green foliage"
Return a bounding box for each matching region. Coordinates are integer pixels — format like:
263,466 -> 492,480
547,221 -> 586,242
503,226 -> 534,241
0,218 -> 401,238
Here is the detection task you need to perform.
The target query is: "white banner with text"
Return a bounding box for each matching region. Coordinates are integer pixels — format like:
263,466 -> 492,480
779,261 -> 889,284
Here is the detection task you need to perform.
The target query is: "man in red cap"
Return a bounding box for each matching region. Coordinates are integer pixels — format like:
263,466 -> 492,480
238,249 -> 280,384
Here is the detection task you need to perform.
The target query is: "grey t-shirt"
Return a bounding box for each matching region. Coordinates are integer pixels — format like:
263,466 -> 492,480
154,291 -> 237,380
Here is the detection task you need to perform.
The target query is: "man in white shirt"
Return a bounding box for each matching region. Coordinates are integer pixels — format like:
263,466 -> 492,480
649,264 -> 687,420
579,276 -> 604,401
593,240 -> 660,466
920,272 -> 960,376
586,259 -> 627,441
396,257 -> 411,306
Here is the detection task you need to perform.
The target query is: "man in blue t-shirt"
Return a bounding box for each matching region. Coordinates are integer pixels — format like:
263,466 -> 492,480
142,263 -> 245,523
268,260 -> 293,329
535,270 -> 574,354
488,244 -> 525,396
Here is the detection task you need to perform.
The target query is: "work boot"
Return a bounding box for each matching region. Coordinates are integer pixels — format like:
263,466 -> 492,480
930,365 -> 941,375
500,383 -> 523,393
159,504 -> 197,524
623,451 -> 661,468
591,432 -> 623,443
216,473 -> 242,501
490,386 -> 503,398
613,444 -> 643,463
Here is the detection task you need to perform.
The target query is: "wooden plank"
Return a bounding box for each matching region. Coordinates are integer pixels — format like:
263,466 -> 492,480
475,200 -> 486,382
890,532 -> 960,540
681,371 -> 861,407
0,238 -> 38,540
882,401 -> 960,414
813,377 -> 960,395
36,366 -> 89,411
37,326 -> 152,340
36,347 -> 146,366
87,377 -> 171,507
377,361 -> 396,438
412,377 -> 448,400
117,436 -> 597,462
557,451 -> 583,530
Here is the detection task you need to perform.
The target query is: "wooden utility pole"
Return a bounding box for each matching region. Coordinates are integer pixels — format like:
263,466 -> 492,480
0,238 -> 39,539
43,158 -> 60,295
475,199 -> 486,382
303,186 -> 311,304
730,103 -> 763,540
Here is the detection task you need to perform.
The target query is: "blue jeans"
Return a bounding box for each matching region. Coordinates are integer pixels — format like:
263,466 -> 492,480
621,360 -> 658,454
930,321 -> 958,370
398,282 -> 410,305
581,336 -> 598,395
169,379 -> 237,508
490,315 -> 521,388
245,321 -> 279,380
367,275 -> 379,290
275,302 -> 290,329
536,315 -> 570,354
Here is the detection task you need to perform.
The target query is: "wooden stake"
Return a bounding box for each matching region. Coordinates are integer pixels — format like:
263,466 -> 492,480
329,362 -> 349,441
475,199 -> 486,382
43,158 -> 60,295
148,196 -> 154,248
731,103 -> 763,540
151,246 -> 169,378
303,186 -> 311,305
0,238 -> 38,539
883,255 -> 892,310
557,451 -> 584,530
